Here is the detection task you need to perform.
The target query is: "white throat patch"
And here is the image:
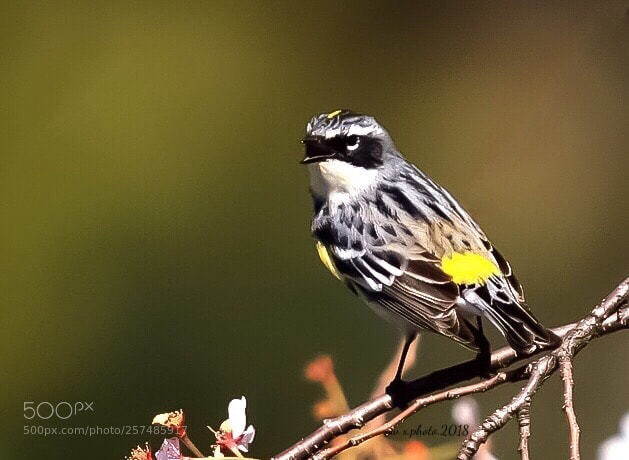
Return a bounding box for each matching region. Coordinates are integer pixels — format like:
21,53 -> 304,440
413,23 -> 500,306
308,159 -> 378,200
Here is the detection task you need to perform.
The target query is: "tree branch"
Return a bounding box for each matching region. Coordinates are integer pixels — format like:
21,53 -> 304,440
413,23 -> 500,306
559,357 -> 580,460
273,276 -> 629,460
312,372 -> 510,460
458,276 -> 628,459
516,402 -> 531,460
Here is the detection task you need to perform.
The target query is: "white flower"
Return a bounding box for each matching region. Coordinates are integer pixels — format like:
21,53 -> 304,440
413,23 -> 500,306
225,396 -> 256,451
452,397 -> 499,460
212,396 -> 256,455
598,412 -> 629,460
452,396 -> 480,427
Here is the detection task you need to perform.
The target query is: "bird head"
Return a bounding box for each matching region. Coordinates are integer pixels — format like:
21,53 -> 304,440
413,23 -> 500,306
301,110 -> 400,198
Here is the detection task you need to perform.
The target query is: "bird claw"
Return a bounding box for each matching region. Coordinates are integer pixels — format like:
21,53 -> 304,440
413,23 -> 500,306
476,353 -> 493,379
385,378 -> 413,409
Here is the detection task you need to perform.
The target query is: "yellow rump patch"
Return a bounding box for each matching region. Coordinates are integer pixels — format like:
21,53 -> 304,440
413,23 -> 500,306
441,252 -> 500,285
327,109 -> 343,119
316,241 -> 341,280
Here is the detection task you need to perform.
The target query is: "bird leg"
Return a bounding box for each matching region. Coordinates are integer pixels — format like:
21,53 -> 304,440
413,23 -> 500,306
395,333 -> 416,381
385,333 -> 416,408
474,317 -> 492,378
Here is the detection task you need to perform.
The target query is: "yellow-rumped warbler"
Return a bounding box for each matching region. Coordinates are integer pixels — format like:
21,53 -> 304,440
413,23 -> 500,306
301,109 -> 559,386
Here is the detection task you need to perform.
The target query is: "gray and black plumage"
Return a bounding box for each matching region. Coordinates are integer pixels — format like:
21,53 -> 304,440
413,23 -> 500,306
301,109 -> 558,378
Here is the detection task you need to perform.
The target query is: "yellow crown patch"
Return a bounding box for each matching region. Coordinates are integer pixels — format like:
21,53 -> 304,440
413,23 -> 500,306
327,109 -> 343,119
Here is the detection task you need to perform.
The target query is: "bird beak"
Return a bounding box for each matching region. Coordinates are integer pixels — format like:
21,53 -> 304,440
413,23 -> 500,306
300,136 -> 337,164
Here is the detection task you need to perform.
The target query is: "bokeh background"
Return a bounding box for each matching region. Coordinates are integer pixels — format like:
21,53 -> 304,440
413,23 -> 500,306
2,1 -> 628,458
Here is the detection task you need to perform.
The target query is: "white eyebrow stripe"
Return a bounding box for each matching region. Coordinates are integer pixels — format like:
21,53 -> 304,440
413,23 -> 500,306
323,124 -> 379,139
323,127 -> 342,138
349,124 -> 379,136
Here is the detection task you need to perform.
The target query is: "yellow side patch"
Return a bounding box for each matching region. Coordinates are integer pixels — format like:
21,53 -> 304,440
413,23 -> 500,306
441,252 -> 500,285
327,109 -> 343,119
316,241 -> 341,280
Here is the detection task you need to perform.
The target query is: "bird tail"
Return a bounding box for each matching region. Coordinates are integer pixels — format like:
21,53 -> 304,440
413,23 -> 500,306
492,299 -> 560,355
464,282 -> 560,355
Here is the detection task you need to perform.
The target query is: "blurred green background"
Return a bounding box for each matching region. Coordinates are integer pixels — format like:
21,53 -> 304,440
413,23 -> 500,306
2,1 -> 628,458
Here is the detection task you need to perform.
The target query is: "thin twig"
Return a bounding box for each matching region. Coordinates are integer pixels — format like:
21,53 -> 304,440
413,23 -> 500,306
560,357 -> 581,460
273,277 -> 629,460
516,402 -> 531,460
180,433 -> 205,458
273,333 -> 551,460
312,372 -> 510,460
599,305 -> 629,334
457,357 -> 554,460
457,277 -> 628,460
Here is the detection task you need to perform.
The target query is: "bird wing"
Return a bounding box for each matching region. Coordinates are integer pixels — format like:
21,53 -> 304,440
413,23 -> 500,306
379,253 -> 481,348
400,165 -> 557,351
322,243 -> 480,349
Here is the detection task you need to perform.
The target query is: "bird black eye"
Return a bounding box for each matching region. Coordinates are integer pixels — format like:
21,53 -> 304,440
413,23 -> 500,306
345,135 -> 360,151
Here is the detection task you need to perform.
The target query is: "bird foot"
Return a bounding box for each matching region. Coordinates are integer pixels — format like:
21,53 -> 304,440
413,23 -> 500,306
476,353 -> 493,379
385,378 -> 413,409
